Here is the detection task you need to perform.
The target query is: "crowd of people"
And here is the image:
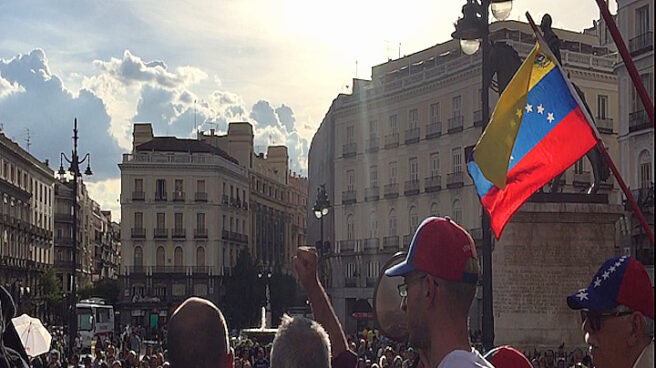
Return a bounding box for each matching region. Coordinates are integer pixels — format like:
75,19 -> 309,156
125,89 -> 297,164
1,216 -> 653,368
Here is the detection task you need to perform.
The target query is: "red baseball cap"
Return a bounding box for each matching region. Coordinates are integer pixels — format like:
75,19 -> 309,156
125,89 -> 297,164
384,216 -> 479,283
484,346 -> 532,368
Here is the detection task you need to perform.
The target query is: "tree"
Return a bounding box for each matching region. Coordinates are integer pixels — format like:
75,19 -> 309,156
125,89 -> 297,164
269,273 -> 299,325
221,248 -> 264,330
38,268 -> 63,322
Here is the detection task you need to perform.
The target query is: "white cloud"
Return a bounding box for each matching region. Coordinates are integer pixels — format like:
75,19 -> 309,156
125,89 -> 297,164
85,178 -> 122,222
0,70 -> 24,99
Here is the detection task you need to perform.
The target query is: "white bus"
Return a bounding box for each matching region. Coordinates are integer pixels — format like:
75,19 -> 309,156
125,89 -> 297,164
77,298 -> 114,352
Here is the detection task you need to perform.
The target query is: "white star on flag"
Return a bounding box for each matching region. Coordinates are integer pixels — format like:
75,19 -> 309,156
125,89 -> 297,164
547,113 -> 555,123
576,290 -> 589,301
537,104 -> 545,114
602,271 -> 610,279
594,278 -> 602,288
615,261 -> 622,267
525,104 -> 533,113
609,265 -> 616,272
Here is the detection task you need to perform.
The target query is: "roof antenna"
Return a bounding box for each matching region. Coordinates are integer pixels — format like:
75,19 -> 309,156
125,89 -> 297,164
25,128 -> 31,152
399,42 -> 401,58
194,99 -> 198,139
355,60 -> 358,78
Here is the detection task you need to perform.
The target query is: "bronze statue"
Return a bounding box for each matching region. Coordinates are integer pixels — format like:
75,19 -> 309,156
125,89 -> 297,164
484,41 -> 522,94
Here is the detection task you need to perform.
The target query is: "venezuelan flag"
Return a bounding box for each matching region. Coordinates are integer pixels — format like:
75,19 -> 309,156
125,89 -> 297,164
468,41 -> 598,238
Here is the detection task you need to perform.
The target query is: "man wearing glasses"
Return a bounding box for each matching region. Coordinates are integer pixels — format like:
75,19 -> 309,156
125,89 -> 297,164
567,256 -> 654,368
384,216 -> 492,368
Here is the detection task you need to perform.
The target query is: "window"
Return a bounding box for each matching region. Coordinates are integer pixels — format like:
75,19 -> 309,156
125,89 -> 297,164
409,206 -> 418,235
197,212 -> 205,230
174,179 -> 183,193
575,158 -> 585,174
597,95 -> 608,119
156,246 -> 165,267
197,247 -> 205,267
134,212 -> 143,228
452,95 -> 462,117
346,125 -> 355,144
174,247 -> 183,267
369,120 -> 378,137
156,213 -> 165,229
347,214 -> 355,240
346,170 -> 355,191
431,103 -> 440,123
452,148 -> 462,173
430,152 -> 440,177
452,199 -> 462,224
389,209 -> 397,236
431,202 -> 439,216
369,211 -> 377,238
174,213 -> 183,229
389,161 -> 398,184
134,246 -> 143,266
635,5 -> 649,37
156,179 -> 166,199
408,109 -> 418,129
639,150 -> 652,189
370,165 -> 378,187
409,157 -> 418,180
197,179 -> 205,193
389,114 -> 398,134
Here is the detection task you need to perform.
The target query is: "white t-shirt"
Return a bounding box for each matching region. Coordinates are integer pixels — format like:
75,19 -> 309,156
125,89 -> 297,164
438,348 -> 495,368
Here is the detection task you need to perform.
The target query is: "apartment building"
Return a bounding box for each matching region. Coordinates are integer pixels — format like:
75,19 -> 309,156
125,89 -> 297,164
119,123 -> 249,327
615,0 -> 654,276
0,131 -> 56,317
308,20 -> 621,334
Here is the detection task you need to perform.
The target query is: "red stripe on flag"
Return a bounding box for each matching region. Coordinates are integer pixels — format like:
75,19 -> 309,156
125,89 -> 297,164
481,107 -> 597,238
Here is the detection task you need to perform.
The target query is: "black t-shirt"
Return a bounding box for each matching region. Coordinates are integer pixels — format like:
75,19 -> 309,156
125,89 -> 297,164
253,358 -> 269,368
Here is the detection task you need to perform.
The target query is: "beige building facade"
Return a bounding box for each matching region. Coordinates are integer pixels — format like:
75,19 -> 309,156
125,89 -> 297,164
308,20 -> 621,335
615,0 -> 654,274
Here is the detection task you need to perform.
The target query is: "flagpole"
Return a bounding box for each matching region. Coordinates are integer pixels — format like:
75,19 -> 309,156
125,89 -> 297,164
594,0 -> 654,128
526,12 -> 655,247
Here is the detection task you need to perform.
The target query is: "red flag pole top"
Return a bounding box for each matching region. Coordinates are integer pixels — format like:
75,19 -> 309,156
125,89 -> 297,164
525,12 -> 655,247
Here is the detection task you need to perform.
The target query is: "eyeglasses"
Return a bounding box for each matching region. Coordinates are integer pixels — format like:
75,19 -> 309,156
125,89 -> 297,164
397,274 -> 438,297
580,309 -> 633,332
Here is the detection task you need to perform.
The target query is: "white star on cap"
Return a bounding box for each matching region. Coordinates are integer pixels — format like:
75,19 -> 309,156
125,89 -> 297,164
547,113 -> 555,123
537,104 -> 545,114
525,104 -> 533,113
594,278 -> 602,288
576,290 -> 589,301
602,271 -> 611,279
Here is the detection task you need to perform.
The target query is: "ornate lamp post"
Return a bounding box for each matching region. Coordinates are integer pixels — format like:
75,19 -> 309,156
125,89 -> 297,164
313,185 -> 331,283
451,0 -> 513,351
58,118 -> 92,360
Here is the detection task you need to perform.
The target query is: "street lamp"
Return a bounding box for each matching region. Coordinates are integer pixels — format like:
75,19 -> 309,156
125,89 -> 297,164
59,118 -> 92,361
313,185 -> 331,283
452,0 -> 513,351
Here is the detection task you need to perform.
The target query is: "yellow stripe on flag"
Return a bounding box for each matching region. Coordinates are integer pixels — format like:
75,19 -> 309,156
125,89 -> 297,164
473,43 -> 541,189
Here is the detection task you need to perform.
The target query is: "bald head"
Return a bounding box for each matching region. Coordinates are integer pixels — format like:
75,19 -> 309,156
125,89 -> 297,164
168,297 -> 231,368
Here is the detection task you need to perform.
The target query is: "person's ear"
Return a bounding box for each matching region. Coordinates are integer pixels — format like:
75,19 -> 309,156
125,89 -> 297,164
627,312 -> 646,346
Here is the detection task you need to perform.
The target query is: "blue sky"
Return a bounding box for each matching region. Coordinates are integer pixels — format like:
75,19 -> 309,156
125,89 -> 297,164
0,0 -> 615,219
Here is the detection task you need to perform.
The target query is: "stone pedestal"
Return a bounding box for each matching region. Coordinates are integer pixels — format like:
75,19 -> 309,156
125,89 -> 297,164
492,196 -> 623,350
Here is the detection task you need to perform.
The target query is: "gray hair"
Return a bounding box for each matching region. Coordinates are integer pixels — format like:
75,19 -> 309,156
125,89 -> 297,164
617,305 -> 654,340
270,314 -> 331,368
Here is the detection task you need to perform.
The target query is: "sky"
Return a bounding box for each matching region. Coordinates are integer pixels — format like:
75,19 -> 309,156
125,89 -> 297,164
0,0 -> 617,221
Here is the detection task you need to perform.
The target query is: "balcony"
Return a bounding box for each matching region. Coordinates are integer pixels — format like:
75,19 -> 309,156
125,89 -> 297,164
222,230 -> 248,243
448,115 -> 464,133
383,235 -> 399,249
132,191 -> 145,201
383,183 -> 399,199
154,228 -> 169,239
131,228 -> 146,238
342,142 -> 357,158
126,266 -> 146,274
194,228 -> 208,239
195,192 -> 208,202
222,194 -> 230,205
366,137 -> 379,153
172,228 -> 186,238
629,110 -> 650,133
55,236 -> 74,245
447,172 -> 464,189
470,228 -> 483,242
363,238 -> 379,250
345,277 -> 357,288
473,109 -> 484,127
365,186 -> 380,202
594,117 -> 613,134
154,192 -> 167,201
425,175 -> 442,192
403,234 -> 413,248
173,191 -> 185,202
152,266 -> 186,274
573,171 -> 591,188
405,128 -> 420,144
426,122 -> 442,139
54,214 -> 73,223
339,240 -> 357,253
342,190 -> 357,205
404,179 -> 420,196
384,133 -> 399,149
629,31 -> 653,56
366,277 -> 377,288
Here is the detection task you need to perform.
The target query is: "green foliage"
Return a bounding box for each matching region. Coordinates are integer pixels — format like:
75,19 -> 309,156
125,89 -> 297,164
221,248 -> 265,330
77,280 -> 94,301
269,273 -> 299,324
76,279 -> 121,304
39,268 -> 63,304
